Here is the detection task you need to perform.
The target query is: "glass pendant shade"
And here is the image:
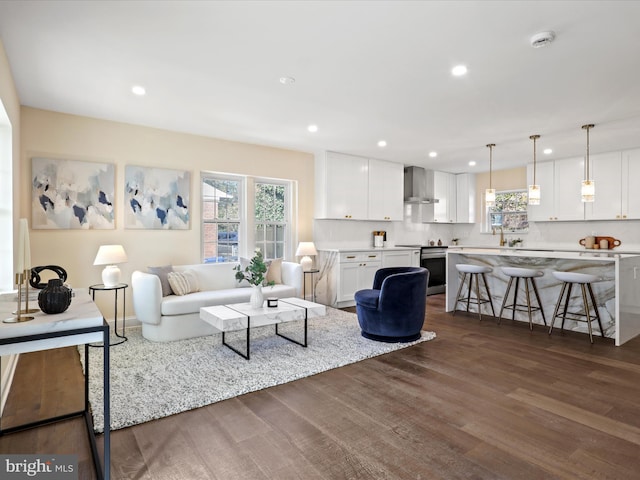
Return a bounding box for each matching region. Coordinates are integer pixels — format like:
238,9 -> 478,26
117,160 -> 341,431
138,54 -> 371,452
528,134 -> 541,205
581,180 -> 595,203
528,184 -> 541,205
581,124 -> 595,203
485,143 -> 496,207
485,188 -> 496,206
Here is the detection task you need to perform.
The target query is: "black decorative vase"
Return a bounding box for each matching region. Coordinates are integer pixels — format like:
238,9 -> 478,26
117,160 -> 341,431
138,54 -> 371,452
38,278 -> 72,314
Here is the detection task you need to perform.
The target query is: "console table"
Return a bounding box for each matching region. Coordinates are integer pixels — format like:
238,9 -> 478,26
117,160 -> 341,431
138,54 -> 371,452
0,290 -> 110,480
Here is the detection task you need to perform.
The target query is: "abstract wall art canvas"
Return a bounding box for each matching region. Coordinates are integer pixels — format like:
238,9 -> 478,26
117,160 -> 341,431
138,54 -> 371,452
124,165 -> 190,229
31,157 -> 115,229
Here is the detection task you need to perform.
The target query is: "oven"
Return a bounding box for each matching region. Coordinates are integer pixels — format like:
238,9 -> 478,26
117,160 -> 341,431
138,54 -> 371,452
420,247 -> 447,295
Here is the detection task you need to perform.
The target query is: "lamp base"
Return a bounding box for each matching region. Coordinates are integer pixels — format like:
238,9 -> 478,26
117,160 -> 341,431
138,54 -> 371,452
300,256 -> 313,272
102,265 -> 121,287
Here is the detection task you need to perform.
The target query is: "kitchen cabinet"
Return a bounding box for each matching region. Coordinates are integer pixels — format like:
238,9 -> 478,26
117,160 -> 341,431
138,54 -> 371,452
433,171 -> 456,223
368,158 -> 404,221
337,251 -> 382,304
584,148 -> 640,220
316,152 -> 368,219
527,157 -> 584,221
585,152 -> 623,220
456,173 -> 476,223
381,249 -> 420,268
315,152 -> 403,221
625,148 -> 640,218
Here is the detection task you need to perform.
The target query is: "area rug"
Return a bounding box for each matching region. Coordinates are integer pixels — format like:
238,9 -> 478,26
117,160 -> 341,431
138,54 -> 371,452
80,307 -> 435,432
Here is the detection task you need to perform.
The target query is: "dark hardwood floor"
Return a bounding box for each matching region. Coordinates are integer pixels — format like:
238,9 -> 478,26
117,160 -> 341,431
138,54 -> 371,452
2,294 -> 640,479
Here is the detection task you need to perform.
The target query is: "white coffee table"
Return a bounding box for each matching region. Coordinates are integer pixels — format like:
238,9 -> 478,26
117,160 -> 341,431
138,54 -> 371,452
200,297 -> 326,360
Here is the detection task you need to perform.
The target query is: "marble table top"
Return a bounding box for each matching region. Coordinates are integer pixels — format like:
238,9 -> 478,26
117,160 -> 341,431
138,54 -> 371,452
200,297 -> 326,332
0,288 -> 105,355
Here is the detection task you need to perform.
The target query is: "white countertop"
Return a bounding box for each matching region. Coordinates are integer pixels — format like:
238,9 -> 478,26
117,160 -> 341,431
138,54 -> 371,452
447,246 -> 640,260
317,246 -> 421,252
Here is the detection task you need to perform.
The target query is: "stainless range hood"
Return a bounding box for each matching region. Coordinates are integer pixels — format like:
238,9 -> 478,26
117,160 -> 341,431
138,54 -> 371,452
404,166 -> 440,223
404,166 -> 440,204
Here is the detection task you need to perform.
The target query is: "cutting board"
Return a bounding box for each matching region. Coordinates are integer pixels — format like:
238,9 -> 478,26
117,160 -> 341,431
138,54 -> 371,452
578,236 -> 622,249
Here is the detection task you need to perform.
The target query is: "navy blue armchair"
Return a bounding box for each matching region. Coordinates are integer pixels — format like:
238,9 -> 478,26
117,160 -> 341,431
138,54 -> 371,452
354,267 -> 429,343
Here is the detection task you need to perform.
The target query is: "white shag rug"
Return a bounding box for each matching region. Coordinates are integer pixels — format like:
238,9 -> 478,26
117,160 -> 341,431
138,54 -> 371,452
80,307 -> 435,432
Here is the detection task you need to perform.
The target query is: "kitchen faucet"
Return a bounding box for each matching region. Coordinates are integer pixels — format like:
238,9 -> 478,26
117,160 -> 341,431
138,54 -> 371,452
493,226 -> 506,246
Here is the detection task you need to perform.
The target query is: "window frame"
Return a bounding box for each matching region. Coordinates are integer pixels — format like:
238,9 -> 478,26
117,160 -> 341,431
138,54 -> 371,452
485,189 -> 530,234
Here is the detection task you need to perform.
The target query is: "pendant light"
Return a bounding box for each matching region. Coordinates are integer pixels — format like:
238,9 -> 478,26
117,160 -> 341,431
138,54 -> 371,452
581,124 -> 595,202
485,143 -> 496,207
528,134 -> 541,205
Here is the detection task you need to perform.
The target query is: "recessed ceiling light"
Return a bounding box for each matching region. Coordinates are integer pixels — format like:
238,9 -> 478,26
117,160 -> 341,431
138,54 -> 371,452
543,148 -> 553,154
377,140 -> 387,147
468,161 -> 477,167
307,124 -> 318,133
279,76 -> 296,85
429,151 -> 438,158
451,65 -> 468,76
131,85 -> 146,96
530,31 -> 556,49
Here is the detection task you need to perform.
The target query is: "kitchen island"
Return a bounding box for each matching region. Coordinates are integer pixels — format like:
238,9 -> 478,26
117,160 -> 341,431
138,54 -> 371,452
446,247 -> 640,346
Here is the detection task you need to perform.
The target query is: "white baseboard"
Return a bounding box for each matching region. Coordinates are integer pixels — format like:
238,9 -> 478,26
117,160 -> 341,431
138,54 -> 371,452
1,353 -> 19,416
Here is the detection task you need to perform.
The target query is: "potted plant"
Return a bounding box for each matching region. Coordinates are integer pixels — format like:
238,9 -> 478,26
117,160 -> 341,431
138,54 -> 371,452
234,249 -> 274,308
451,238 -> 459,246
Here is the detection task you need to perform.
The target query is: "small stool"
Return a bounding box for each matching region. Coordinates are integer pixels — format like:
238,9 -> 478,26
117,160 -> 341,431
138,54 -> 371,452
453,264 -> 495,321
498,267 -> 546,330
549,271 -> 605,343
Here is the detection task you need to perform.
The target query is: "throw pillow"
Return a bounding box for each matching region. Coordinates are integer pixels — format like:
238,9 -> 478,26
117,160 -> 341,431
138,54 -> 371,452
266,258 -> 283,285
148,265 -> 174,296
167,270 -> 200,296
235,257 -> 252,288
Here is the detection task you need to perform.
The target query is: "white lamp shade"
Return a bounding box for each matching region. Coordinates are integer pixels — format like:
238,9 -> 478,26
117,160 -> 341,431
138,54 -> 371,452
93,245 -> 128,265
295,242 -> 318,257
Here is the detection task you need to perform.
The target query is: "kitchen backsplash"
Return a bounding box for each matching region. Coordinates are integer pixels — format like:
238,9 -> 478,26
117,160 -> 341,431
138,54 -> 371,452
314,218 -> 640,251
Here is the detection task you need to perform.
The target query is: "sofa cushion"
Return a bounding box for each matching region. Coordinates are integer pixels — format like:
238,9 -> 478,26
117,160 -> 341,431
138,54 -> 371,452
266,258 -> 283,284
167,270 -> 199,296
148,265 -> 174,297
160,284 -> 298,316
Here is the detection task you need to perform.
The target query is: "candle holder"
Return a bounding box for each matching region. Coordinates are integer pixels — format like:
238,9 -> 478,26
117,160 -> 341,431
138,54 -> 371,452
4,270 -> 37,323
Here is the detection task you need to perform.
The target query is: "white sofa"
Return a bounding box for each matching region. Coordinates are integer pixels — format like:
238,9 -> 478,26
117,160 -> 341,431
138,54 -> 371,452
131,262 -> 303,342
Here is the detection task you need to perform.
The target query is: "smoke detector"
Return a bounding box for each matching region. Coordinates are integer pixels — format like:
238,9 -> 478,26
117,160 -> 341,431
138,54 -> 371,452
530,31 -> 556,48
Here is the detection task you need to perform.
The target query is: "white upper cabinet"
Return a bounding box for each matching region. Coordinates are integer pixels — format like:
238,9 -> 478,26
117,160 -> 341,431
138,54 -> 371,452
433,171 -> 456,223
368,158 -> 404,221
527,158 -> 584,221
316,152 -> 368,219
316,152 -> 403,221
624,148 -> 640,219
585,152 -> 623,220
456,173 -> 476,223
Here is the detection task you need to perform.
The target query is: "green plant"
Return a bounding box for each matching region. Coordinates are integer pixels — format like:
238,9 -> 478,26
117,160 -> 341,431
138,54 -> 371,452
234,249 -> 274,287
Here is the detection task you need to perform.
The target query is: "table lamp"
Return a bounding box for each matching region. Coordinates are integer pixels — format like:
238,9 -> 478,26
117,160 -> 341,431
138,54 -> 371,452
94,245 -> 128,287
295,242 -> 318,271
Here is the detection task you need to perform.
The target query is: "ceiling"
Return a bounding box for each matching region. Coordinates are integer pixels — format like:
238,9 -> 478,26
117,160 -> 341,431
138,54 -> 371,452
1,0 -> 640,173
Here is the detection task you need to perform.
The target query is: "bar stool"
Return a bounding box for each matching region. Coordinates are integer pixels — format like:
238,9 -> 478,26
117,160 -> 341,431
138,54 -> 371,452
549,271 -> 605,343
498,267 -> 546,330
453,264 -> 495,321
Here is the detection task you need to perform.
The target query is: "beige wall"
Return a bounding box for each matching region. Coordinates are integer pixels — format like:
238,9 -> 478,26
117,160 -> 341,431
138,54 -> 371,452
20,107 -> 315,316
475,166 -> 527,221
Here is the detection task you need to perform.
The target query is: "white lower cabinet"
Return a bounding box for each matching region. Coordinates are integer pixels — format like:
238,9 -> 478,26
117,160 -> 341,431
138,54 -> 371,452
337,251 -> 381,304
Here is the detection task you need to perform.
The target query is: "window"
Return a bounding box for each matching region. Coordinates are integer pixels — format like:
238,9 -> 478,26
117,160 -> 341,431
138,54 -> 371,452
202,176 -> 241,263
254,182 -> 287,259
201,173 -> 294,263
487,190 -> 529,233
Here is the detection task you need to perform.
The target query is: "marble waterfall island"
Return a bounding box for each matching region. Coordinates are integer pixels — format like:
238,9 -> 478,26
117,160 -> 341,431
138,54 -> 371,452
446,248 -> 640,346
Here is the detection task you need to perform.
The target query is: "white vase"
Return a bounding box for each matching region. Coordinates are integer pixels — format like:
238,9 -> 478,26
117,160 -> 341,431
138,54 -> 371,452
250,285 -> 264,309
